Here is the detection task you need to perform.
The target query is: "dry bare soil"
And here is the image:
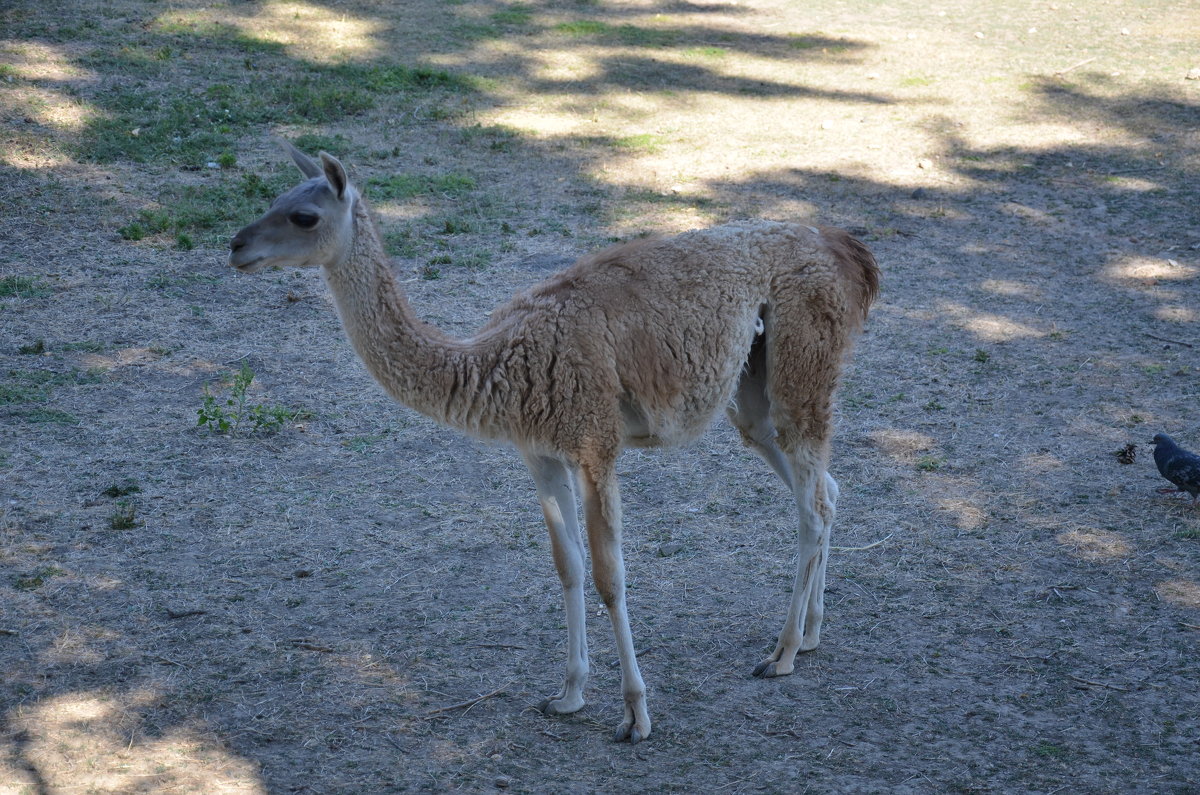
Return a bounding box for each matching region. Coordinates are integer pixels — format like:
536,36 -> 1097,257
2,1 -> 1199,792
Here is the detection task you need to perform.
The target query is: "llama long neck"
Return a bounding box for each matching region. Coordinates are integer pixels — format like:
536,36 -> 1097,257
322,198 -> 508,435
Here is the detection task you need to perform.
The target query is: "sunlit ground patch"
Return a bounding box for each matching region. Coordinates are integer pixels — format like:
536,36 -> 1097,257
1155,579 -> 1200,610
9,689 -> 266,792
1056,528 -> 1132,562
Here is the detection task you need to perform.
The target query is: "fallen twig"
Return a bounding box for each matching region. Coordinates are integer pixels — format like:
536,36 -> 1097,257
1055,56 -> 1098,75
290,639 -> 335,653
165,608 -> 207,620
474,643 -> 528,650
1068,673 -> 1130,692
0,628 -> 19,636
832,533 -> 892,552
1145,332 -> 1194,348
422,681 -> 513,717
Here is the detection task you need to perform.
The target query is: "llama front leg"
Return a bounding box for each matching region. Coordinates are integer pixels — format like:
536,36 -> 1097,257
754,461 -> 836,678
579,459 -> 651,743
523,452 -> 589,715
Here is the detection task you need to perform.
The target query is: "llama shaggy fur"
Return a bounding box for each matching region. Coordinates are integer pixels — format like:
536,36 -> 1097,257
229,144 -> 879,743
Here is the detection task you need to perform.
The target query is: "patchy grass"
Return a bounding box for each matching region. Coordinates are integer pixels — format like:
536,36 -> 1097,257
0,276 -> 51,299
121,173 -> 293,247
367,172 -> 477,201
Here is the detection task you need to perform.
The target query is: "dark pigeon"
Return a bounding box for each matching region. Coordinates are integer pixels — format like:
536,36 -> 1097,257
1151,433 -> 1200,507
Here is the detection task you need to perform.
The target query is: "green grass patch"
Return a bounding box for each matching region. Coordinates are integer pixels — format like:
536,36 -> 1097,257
292,133 -> 353,156
554,20 -> 611,37
553,21 -> 677,47
384,227 -> 419,258
491,5 -> 534,26
613,133 -> 667,153
150,16 -> 287,55
367,172 -> 477,201
14,566 -> 66,591
0,368 -> 102,406
122,172 -> 293,247
22,408 -> 78,424
79,53 -> 472,167
0,276 -> 51,299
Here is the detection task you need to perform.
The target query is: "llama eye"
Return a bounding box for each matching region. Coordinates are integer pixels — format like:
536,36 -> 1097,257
290,212 -> 319,229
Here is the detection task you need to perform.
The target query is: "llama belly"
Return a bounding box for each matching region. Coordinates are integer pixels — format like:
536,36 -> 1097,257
618,386 -> 732,449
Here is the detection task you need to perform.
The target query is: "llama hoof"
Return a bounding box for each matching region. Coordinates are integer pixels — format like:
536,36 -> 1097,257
538,695 -> 584,716
752,658 -> 795,678
613,719 -> 650,744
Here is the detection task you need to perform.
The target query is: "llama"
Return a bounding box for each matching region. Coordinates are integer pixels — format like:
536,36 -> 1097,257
228,143 -> 879,743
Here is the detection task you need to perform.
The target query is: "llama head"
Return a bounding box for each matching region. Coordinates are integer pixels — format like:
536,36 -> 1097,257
229,141 -> 357,273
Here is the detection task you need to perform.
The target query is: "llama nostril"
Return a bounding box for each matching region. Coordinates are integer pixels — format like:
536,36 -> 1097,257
230,235 -> 245,252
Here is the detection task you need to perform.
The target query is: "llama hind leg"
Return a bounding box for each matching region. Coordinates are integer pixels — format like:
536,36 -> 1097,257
798,472 -> 837,651
754,448 -> 836,678
728,353 -> 832,675
522,451 -> 589,715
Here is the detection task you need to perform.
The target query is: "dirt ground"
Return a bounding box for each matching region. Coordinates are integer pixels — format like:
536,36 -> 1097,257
2,0 -> 1199,792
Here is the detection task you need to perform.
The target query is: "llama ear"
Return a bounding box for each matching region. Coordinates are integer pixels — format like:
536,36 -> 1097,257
319,152 -> 350,200
278,138 -> 323,179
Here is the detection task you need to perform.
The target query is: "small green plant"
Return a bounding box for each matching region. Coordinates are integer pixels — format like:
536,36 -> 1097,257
118,222 -> 146,241
14,566 -> 65,591
973,348 -> 991,363
440,217 -> 473,235
198,363 -> 307,436
102,481 -> 141,499
916,455 -> 945,472
216,151 -> 237,169
109,502 -> 138,530
18,339 -> 45,355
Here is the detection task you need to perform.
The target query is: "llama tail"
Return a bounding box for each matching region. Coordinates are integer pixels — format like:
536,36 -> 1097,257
819,226 -> 880,328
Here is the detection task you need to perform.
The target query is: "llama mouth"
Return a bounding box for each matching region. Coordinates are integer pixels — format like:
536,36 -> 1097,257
231,257 -> 265,273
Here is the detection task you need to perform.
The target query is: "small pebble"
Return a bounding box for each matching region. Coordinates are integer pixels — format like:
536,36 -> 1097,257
495,776 -> 511,789
911,188 -> 929,200
917,158 -> 933,170
1186,67 -> 1200,80
658,541 -> 684,557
